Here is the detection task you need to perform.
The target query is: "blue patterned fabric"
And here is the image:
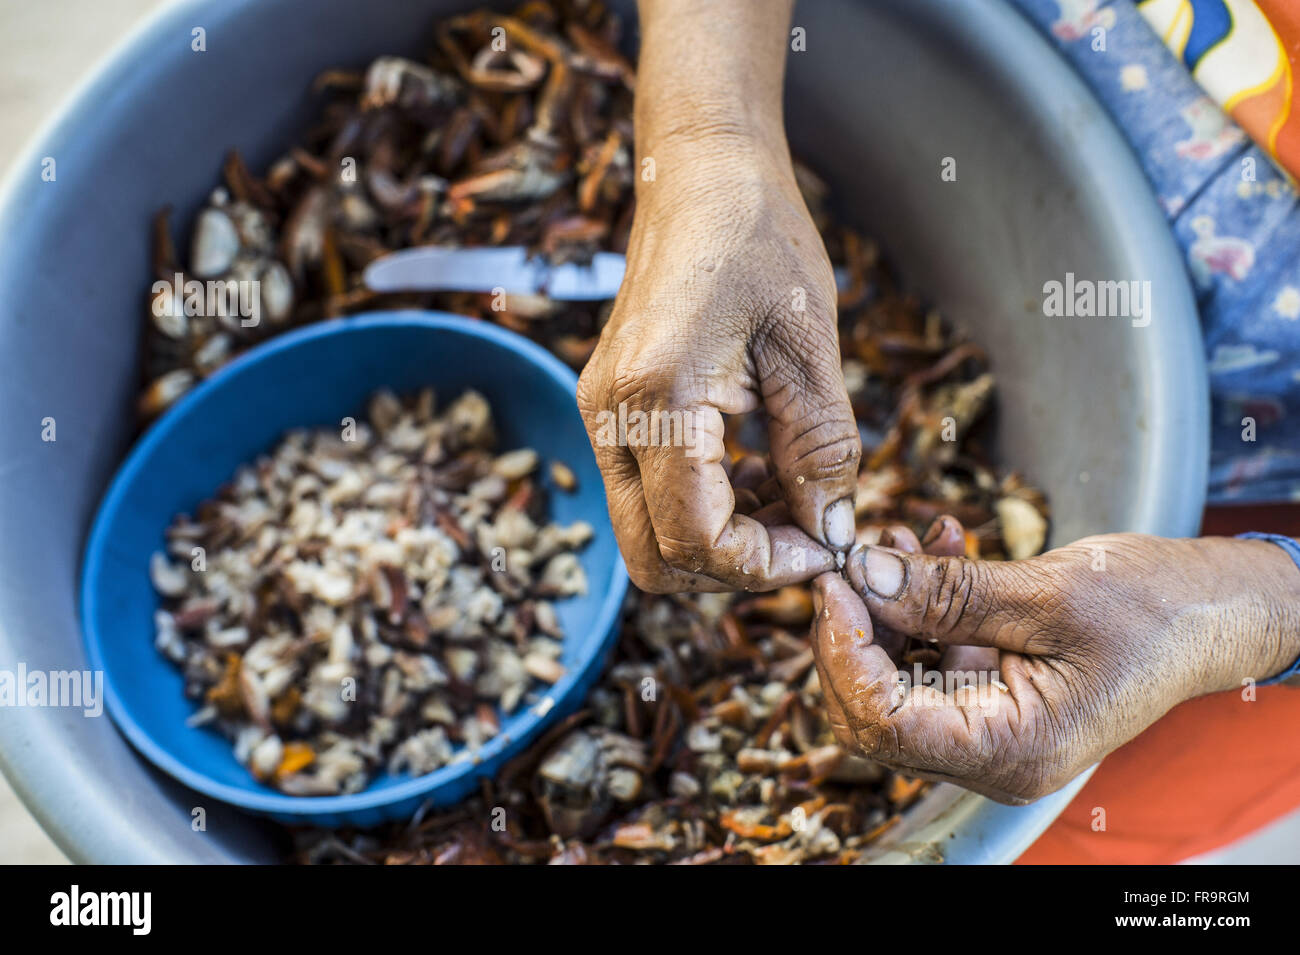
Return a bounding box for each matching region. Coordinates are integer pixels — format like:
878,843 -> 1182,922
1008,0 -> 1300,503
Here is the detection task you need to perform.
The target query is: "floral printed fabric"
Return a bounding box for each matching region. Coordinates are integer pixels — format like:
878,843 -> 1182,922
1139,0 -> 1300,177
1009,0 -> 1300,502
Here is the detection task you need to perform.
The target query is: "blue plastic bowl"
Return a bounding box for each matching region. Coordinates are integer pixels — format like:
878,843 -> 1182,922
80,311 -> 628,827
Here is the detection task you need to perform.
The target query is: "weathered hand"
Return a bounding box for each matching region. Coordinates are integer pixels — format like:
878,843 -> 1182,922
811,528 -> 1300,803
575,0 -> 859,593
577,151 -> 859,593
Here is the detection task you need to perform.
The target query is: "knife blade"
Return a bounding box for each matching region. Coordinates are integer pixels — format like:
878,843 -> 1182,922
364,244 -> 854,302
363,245 -> 627,301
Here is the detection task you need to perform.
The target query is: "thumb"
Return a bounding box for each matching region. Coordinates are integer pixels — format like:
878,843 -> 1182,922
846,544 -> 1053,654
757,307 -> 861,551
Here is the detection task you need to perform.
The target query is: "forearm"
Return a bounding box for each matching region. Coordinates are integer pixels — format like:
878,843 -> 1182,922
634,0 -> 797,212
1189,537 -> 1300,692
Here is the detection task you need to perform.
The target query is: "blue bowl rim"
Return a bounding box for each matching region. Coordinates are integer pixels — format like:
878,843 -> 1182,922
79,309 -> 629,819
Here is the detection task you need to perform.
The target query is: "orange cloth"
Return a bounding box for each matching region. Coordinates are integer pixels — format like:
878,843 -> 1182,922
1017,686 -> 1300,864
1137,0 -> 1300,181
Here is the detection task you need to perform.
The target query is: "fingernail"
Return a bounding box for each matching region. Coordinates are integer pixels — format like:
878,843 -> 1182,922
811,584 -> 824,616
859,546 -> 906,600
922,517 -> 946,546
823,498 -> 855,550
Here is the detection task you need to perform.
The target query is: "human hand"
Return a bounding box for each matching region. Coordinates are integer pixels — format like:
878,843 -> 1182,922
574,0 -> 859,594
577,148 -> 859,592
810,527 -> 1300,803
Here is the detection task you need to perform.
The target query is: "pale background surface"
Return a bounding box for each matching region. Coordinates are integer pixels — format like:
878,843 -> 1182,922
0,0 -> 1294,867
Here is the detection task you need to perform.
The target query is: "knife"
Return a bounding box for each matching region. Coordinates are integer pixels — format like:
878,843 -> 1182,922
363,245 -> 627,301
364,244 -> 854,302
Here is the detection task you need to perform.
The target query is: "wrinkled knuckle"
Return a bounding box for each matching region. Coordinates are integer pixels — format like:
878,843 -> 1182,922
607,365 -> 655,411
917,558 -> 985,636
656,534 -> 710,574
610,357 -> 700,417
784,424 -> 861,482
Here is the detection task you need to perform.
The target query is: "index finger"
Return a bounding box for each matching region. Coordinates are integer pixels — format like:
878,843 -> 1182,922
632,402 -> 837,589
